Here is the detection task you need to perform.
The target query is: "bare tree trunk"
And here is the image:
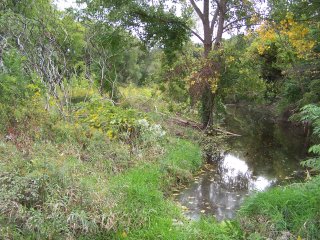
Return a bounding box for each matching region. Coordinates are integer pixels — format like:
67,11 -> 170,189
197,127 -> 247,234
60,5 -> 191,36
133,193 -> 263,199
215,0 -> 226,49
203,0 -> 212,58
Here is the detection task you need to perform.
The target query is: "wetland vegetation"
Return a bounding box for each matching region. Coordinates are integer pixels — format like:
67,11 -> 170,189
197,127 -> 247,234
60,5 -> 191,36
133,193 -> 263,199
0,0 -> 319,239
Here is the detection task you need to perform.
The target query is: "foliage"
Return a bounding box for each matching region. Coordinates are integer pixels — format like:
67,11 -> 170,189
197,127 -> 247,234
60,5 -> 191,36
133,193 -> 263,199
1,0 -> 320,239
0,122 -> 239,239
0,50 -> 33,129
82,0 -> 190,60
0,4 -> 89,116
104,138 -> 237,239
248,9 -> 320,111
160,42 -> 201,103
255,15 -> 316,59
0,138 -> 131,239
219,35 -> 267,103
74,95 -> 142,140
238,176 -> 320,239
85,22 -> 145,96
299,104 -> 320,170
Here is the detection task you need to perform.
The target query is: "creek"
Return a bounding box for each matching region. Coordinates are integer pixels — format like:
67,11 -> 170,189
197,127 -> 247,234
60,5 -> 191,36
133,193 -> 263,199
176,105 -> 308,221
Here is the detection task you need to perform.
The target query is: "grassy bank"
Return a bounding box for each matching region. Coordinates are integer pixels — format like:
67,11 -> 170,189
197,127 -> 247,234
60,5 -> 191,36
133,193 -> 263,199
0,83 -> 237,239
238,176 -> 320,240
1,84 -> 319,239
102,139 -> 234,239
0,133 -> 238,239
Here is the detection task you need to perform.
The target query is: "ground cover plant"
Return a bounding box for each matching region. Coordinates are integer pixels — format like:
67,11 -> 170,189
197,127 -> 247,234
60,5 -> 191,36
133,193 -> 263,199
1,0 -> 319,239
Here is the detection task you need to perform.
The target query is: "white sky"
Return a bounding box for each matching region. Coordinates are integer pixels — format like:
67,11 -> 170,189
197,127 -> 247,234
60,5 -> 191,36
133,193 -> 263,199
53,0 -> 260,43
53,0 -> 79,10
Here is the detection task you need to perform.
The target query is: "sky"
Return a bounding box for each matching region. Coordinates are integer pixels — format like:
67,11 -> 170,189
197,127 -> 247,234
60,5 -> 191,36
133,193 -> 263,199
54,0 -> 79,10
53,0 -> 203,43
53,0 -> 261,43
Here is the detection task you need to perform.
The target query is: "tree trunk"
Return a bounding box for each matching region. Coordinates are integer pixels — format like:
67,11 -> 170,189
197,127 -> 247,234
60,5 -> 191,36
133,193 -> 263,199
203,42 -> 212,58
201,0 -> 226,127
201,84 -> 215,126
189,0 -> 226,126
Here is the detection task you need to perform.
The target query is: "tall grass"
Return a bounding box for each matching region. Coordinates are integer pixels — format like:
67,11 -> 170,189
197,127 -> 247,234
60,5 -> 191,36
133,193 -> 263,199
104,138 -> 235,239
238,177 -> 320,239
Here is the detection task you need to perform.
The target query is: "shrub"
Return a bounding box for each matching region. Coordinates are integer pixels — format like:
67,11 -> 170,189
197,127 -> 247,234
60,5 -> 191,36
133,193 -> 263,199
299,104 -> 320,170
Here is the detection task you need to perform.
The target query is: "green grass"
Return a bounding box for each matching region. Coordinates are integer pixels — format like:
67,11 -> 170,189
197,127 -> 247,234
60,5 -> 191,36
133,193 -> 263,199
0,132 -> 237,239
238,176 -> 320,239
102,138 -> 234,239
2,84 -> 319,239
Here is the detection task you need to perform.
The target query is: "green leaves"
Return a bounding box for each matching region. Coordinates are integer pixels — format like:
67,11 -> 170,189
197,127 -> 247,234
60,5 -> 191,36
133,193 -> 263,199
301,158 -> 320,170
83,0 -> 190,60
0,49 -> 32,106
74,95 -> 143,139
309,144 -> 320,155
299,104 -> 320,171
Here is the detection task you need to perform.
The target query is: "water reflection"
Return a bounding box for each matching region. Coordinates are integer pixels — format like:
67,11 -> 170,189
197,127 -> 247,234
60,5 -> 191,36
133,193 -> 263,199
176,106 -> 307,221
220,154 -> 274,191
177,154 -> 275,221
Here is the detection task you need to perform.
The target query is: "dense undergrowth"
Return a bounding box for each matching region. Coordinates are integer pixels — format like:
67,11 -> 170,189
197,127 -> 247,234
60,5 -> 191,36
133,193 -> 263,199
1,85 -> 320,239
1,1 -> 320,238
0,84 -> 241,239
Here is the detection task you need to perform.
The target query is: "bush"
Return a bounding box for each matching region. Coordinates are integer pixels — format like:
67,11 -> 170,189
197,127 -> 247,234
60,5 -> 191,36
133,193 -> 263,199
299,104 -> 320,170
74,95 -> 143,141
0,50 -> 36,131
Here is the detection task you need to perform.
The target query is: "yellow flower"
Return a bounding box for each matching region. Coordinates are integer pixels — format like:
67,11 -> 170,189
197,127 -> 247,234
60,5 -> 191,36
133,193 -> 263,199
107,130 -> 114,139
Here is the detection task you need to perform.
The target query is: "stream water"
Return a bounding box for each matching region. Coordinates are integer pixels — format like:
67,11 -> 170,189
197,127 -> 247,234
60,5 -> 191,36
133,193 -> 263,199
176,105 -> 308,221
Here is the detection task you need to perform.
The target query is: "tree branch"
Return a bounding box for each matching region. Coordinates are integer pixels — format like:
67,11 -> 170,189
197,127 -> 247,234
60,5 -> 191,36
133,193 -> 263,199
190,29 -> 204,43
222,15 -> 254,32
189,0 -> 204,22
214,0 -> 222,12
210,8 -> 219,34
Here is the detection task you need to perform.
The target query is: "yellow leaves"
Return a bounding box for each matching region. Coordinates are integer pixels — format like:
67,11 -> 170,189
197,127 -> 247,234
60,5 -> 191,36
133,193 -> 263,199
210,81 -> 218,93
284,22 -> 315,58
257,44 -> 267,55
258,26 -> 276,42
255,23 -> 277,55
254,14 -> 315,59
181,205 -> 189,211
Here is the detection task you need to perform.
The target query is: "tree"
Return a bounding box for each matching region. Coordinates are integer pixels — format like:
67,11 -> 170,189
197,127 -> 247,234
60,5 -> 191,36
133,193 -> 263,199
81,0 -> 191,60
79,0 -> 257,125
252,1 -> 320,111
185,0 -> 256,125
0,1 -> 86,113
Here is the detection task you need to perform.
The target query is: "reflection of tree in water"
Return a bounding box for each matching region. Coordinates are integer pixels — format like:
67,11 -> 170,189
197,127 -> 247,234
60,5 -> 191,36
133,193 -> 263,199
178,106 -> 307,221
223,106 -> 307,179
215,162 -> 251,190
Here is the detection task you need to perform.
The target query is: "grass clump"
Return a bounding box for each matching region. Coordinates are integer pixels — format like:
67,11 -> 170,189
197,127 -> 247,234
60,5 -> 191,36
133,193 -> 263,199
238,177 -> 320,239
103,138 -> 235,239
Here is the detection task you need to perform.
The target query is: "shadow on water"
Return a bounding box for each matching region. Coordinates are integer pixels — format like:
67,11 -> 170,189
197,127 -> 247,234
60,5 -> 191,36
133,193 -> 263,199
176,105 -> 308,221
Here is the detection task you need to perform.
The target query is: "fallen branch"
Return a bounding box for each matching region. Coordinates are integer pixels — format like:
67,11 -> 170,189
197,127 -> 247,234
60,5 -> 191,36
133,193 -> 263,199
170,117 -> 241,137
210,127 -> 241,137
171,117 -> 203,130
